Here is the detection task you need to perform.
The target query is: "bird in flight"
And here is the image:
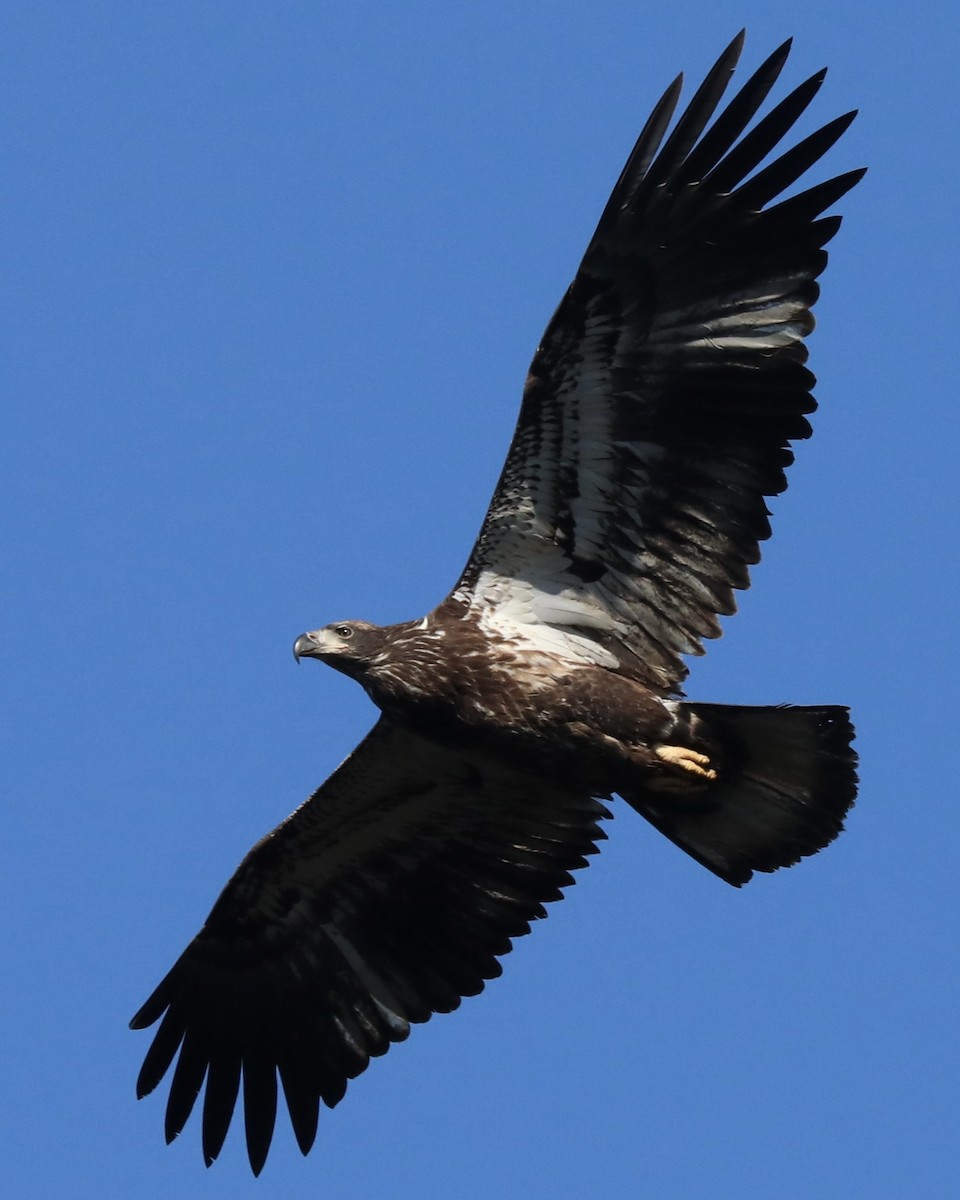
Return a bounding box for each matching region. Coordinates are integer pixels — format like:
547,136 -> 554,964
131,31 -> 862,1175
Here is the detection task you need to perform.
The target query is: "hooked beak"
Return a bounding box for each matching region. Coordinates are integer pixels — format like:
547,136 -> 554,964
292,631 -> 324,663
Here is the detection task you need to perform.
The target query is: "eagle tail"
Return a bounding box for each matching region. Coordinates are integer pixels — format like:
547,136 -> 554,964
622,704 -> 857,886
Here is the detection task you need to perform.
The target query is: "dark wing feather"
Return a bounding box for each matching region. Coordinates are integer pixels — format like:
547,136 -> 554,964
130,719 -> 607,1174
451,34 -> 864,691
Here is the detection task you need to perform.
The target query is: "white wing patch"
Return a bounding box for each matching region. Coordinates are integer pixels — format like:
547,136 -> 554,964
470,566 -> 623,668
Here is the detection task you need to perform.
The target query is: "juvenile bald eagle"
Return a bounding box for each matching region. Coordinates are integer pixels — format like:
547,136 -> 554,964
132,33 -> 861,1174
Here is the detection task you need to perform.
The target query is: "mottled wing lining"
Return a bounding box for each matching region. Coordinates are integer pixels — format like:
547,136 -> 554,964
452,33 -> 864,691
130,720 -> 607,1174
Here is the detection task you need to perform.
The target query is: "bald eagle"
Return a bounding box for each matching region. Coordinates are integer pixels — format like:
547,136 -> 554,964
131,32 -> 862,1174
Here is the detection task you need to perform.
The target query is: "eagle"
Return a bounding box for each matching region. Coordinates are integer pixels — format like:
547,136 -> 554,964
131,32 -> 862,1175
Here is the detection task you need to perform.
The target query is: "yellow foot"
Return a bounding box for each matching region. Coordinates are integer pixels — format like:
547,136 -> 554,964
648,744 -> 718,792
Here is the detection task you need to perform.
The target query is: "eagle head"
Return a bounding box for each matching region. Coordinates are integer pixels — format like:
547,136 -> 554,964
292,620 -> 387,679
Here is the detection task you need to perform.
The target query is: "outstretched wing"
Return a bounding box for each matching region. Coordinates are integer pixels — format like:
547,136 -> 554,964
131,719 -> 607,1174
451,33 -> 864,692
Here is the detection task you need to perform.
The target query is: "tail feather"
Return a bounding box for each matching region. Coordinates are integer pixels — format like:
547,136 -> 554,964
622,704 -> 857,886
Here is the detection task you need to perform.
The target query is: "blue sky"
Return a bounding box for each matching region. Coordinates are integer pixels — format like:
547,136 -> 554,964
4,2 -> 959,1196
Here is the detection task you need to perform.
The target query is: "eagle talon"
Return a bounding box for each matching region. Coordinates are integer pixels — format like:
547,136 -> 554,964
651,744 -> 718,788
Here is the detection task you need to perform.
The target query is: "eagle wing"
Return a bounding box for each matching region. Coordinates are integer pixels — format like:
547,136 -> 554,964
130,719 -> 607,1174
451,33 -> 864,692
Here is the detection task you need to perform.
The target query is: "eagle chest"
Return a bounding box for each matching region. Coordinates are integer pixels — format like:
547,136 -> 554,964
369,628 -> 544,724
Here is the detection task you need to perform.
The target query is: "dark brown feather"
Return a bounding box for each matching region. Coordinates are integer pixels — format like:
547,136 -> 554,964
132,720 -> 607,1172
452,36 -> 863,692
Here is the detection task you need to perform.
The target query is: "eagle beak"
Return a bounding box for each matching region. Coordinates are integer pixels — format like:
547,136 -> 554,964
292,632 -> 322,663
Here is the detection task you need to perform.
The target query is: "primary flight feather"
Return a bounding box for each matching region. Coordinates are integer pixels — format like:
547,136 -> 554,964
132,32 -> 862,1174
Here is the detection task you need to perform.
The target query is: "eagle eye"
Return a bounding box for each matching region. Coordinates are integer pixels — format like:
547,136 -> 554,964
334,624 -> 354,640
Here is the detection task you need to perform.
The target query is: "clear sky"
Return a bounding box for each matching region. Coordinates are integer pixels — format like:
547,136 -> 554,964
4,2 -> 958,1197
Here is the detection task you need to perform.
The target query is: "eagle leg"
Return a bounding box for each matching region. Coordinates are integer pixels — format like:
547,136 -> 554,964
648,745 -> 718,792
